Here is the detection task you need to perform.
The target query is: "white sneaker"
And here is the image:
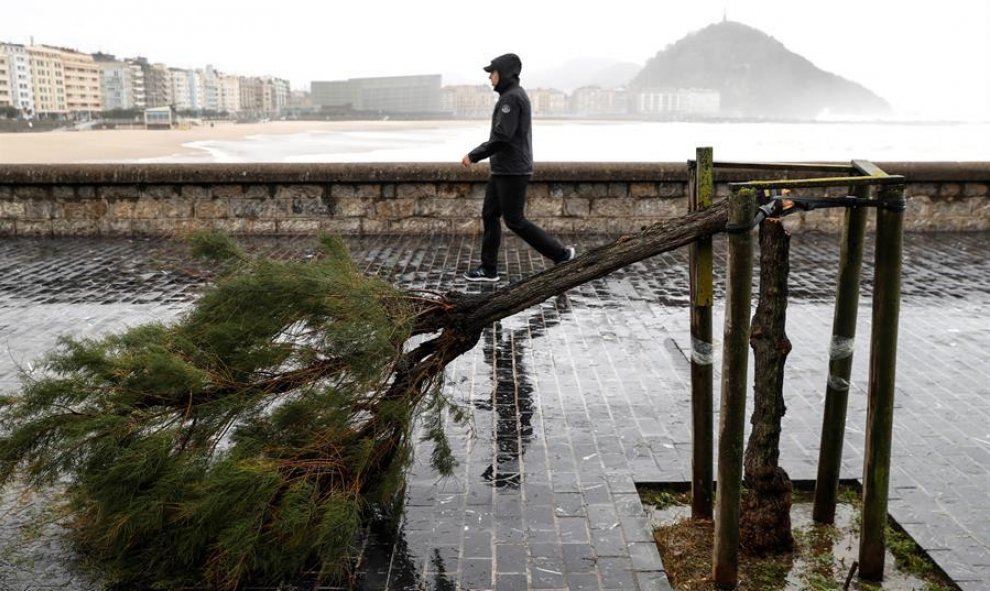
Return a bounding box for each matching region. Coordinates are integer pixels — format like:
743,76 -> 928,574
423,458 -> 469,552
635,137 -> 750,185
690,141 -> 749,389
463,267 -> 500,282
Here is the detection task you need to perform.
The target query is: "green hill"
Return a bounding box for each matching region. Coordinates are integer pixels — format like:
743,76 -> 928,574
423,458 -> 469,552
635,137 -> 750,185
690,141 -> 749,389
631,21 -> 891,119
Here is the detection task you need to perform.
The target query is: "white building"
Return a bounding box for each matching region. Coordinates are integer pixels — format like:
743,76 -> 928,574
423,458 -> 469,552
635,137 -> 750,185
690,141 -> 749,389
169,68 -> 199,111
144,105 -> 172,129
200,65 -> 221,111
97,59 -> 145,110
570,86 -> 629,116
219,73 -> 241,113
633,88 -> 720,116
261,76 -> 290,114
0,43 -> 35,116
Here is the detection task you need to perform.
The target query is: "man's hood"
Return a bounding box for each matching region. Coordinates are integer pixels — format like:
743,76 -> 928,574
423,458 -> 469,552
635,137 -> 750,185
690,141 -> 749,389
483,53 -> 522,93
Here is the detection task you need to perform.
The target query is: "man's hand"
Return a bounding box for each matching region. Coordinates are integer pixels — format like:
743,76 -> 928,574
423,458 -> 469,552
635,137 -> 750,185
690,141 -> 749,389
461,154 -> 472,167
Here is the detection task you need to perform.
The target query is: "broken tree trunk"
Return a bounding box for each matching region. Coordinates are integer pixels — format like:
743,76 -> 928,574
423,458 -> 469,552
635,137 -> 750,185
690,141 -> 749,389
739,219 -> 795,555
1,200 -> 732,590
415,199 -> 730,336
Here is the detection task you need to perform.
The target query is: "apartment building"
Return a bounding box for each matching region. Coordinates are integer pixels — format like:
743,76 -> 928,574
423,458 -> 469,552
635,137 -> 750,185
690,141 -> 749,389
0,44 -> 34,115
219,73 -> 241,113
94,54 -> 146,111
440,85 -> 494,118
201,65 -> 221,111
263,77 -> 290,113
633,88 -> 720,116
239,76 -> 264,114
0,52 -> 9,107
529,88 -> 568,117
56,47 -> 101,113
570,86 -> 629,117
169,68 -> 200,111
140,61 -> 172,108
27,45 -> 66,116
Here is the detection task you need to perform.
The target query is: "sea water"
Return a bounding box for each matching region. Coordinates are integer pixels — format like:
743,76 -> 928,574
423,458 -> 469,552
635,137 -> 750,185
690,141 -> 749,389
136,120 -> 990,163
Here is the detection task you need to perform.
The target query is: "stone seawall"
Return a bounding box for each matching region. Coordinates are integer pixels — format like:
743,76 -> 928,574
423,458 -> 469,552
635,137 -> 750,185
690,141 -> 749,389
0,162 -> 987,236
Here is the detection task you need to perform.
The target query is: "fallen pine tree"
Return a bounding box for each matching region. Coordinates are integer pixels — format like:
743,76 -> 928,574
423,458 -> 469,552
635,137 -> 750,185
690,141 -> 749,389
0,200 -> 729,589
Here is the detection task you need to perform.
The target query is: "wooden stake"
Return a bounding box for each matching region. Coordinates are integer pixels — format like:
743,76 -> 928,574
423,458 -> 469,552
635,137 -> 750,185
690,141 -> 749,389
690,147 -> 715,519
713,187 -> 755,588
859,183 -> 906,580
813,184 -> 869,524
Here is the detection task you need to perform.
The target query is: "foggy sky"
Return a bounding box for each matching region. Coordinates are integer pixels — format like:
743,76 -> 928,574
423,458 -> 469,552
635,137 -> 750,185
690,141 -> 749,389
2,0 -> 988,120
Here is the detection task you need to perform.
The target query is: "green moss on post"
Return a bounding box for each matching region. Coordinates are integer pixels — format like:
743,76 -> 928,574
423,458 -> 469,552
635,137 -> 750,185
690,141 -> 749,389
690,147 -> 715,519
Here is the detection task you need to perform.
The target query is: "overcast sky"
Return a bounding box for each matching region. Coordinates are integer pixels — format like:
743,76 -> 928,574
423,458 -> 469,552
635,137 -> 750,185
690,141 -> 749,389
3,0 -> 988,120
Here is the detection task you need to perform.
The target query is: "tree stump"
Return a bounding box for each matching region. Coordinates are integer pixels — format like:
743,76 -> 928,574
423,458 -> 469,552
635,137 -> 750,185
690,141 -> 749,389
740,219 -> 795,555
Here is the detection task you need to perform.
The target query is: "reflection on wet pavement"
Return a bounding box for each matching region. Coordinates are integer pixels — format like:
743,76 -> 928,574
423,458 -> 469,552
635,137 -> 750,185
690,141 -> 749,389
1,232 -> 988,590
480,304 -> 566,489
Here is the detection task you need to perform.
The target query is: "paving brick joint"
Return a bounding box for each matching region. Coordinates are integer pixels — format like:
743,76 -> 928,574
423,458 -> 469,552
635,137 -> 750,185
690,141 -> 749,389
1,231 -> 987,590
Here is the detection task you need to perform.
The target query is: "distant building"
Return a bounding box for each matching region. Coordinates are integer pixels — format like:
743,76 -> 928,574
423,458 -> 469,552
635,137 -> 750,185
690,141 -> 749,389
261,76 -> 290,114
570,86 -> 628,117
312,80 -> 354,109
239,76 -> 264,114
219,73 -> 241,113
312,75 -> 442,113
288,89 -> 313,110
2,37 -> 301,119
0,53 -> 8,108
529,88 -> 568,117
169,67 -> 200,111
132,58 -> 172,108
56,47 -> 102,114
94,54 -> 146,111
201,65 -> 221,112
28,45 -> 66,116
0,43 -> 35,116
633,88 -> 720,117
440,84 -> 493,118
144,106 -> 172,129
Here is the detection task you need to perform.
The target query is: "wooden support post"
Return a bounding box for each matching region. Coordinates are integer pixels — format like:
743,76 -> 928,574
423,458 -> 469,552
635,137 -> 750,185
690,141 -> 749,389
859,183 -> 906,581
813,184 -> 870,524
690,147 -> 715,520
713,187 -> 755,588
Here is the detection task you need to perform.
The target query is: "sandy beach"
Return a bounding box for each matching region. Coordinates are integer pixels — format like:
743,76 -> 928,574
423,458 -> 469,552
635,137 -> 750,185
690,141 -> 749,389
0,120 -> 477,164
3,119 -> 989,163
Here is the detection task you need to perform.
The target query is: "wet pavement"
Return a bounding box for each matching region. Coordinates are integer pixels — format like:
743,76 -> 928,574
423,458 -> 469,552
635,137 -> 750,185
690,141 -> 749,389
1,231 -> 988,590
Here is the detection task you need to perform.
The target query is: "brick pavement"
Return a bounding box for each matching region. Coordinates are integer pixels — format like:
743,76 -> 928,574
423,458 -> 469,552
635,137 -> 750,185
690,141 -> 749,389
0,232 -> 987,590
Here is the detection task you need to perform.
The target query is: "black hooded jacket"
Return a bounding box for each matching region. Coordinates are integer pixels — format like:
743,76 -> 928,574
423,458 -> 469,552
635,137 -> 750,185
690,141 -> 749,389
468,55 -> 533,175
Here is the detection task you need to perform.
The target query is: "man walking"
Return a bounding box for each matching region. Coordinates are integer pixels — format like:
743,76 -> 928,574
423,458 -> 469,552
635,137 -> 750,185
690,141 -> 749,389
461,53 -> 574,282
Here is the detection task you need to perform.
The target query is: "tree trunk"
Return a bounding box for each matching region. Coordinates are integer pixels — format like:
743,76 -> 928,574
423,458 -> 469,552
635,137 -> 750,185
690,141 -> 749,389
739,219 -> 795,555
415,199 -> 729,336
395,199 -> 728,400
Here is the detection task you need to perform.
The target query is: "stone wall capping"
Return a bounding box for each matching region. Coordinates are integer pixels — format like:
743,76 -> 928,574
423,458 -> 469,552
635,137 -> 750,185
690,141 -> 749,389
2,162 -> 989,186
0,162 -> 987,236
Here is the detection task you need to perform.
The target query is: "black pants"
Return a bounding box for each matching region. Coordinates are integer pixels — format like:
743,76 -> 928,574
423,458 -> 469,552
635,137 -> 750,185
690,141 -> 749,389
481,175 -> 565,272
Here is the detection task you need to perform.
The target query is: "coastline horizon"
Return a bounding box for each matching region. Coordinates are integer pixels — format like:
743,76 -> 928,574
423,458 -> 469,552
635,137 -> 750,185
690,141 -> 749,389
2,119 -> 989,164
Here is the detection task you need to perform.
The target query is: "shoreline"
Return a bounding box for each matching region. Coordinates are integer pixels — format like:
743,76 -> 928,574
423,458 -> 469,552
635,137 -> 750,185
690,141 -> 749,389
0,120 -> 485,164
1,119 -> 988,164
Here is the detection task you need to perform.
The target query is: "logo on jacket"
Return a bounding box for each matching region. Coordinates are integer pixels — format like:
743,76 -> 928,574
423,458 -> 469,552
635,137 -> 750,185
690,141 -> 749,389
500,105 -> 511,114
